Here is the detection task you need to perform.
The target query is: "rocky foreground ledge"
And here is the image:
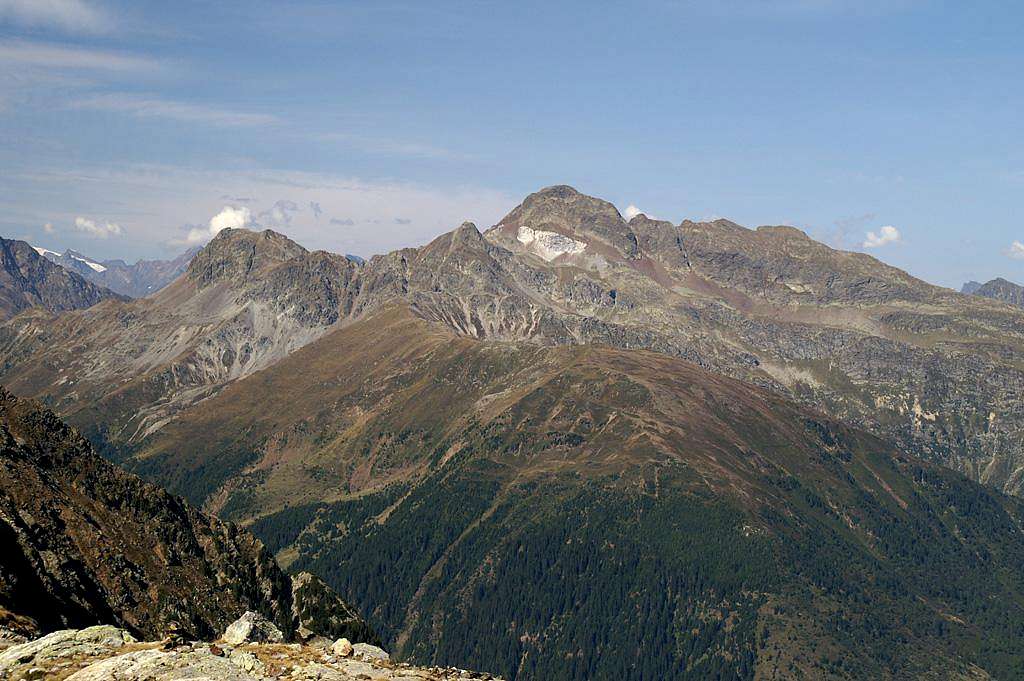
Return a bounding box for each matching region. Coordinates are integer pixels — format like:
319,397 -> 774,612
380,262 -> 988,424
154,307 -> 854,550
0,617 -> 502,681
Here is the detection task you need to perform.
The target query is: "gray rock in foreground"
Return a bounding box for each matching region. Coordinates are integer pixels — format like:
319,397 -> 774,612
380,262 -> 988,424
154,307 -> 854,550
222,612 -> 285,646
1,626 -> 501,681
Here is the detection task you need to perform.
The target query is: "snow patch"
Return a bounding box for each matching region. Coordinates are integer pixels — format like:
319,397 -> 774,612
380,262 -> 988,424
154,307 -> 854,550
33,246 -> 61,258
516,226 -> 585,262
70,254 -> 107,272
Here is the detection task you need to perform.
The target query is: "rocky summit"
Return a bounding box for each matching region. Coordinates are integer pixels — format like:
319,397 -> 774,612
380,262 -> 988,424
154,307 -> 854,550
964,277 -> 1024,309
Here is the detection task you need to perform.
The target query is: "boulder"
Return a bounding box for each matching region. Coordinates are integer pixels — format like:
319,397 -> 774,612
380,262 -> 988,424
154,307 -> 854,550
221,611 -> 284,646
352,642 -> 390,661
330,637 -> 353,657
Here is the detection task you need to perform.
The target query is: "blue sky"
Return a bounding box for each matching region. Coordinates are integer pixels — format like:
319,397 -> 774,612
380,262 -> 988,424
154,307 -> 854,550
1,0 -> 1022,287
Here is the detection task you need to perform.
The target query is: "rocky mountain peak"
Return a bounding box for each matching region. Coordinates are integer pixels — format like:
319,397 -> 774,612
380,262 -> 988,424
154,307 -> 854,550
451,221 -> 482,243
968,277 -> 1024,308
499,185 -> 627,241
187,229 -> 307,289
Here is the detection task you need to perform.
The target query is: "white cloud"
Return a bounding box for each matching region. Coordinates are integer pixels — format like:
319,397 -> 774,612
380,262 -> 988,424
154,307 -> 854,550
862,225 -> 901,248
72,94 -> 277,127
0,40 -> 155,71
1007,241 -> 1024,260
74,215 -> 123,238
43,221 -> 55,234
0,0 -> 109,33
623,204 -> 655,221
181,206 -> 253,245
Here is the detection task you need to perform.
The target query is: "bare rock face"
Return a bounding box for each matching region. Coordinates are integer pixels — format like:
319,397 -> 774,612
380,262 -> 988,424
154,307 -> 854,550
222,612 -> 284,646
0,237 -> 124,320
0,388 -> 376,645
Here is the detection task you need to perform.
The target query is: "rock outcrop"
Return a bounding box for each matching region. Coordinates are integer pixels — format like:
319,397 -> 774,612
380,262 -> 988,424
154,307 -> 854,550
39,246 -> 200,298
0,626 -> 499,681
0,388 -> 376,645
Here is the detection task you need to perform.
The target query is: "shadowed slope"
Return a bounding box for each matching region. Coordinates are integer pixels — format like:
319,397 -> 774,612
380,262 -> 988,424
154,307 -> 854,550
0,388 -> 377,645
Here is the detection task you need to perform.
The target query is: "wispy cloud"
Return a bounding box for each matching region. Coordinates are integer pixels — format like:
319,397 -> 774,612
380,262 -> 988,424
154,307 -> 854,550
0,0 -> 110,34
1007,241 -> 1024,260
321,132 -> 465,160
74,215 -> 123,238
863,225 -> 901,248
72,93 -> 278,127
259,199 -> 300,226
0,40 -> 155,71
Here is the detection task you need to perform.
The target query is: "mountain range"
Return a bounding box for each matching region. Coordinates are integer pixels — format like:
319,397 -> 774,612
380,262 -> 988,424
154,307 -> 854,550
0,238 -> 125,321
4,187 -> 1024,495
34,245 -> 200,298
3,185 -> 1024,678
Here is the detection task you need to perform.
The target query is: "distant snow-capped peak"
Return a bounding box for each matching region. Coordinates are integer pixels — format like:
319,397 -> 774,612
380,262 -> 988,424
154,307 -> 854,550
69,253 -> 107,272
33,245 -> 108,273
